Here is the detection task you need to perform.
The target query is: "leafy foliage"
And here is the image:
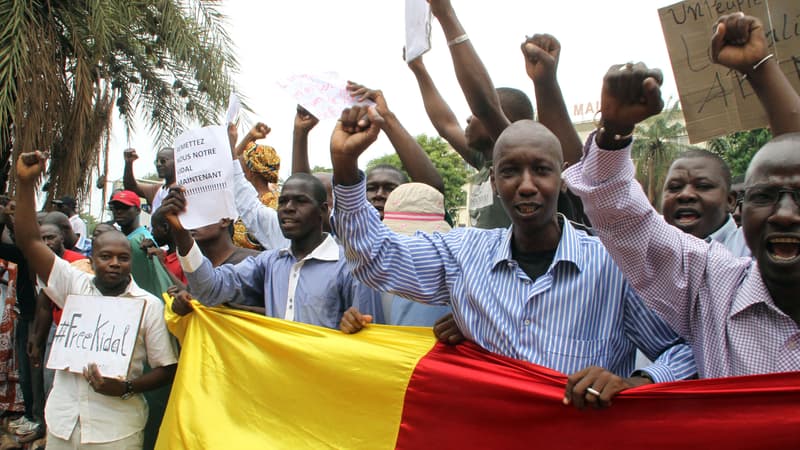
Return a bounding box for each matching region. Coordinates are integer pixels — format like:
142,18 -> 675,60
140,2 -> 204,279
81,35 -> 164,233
631,103 -> 690,208
366,134 -> 472,218
0,0 -> 240,206
708,128 -> 772,180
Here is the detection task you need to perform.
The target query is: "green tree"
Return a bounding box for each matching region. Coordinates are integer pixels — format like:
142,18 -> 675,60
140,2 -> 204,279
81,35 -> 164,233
631,103 -> 689,208
366,134 -> 471,218
311,165 -> 332,173
0,0 -> 240,204
708,128 -> 772,179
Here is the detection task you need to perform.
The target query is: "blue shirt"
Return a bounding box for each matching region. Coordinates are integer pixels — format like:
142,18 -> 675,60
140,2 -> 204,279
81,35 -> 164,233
333,175 -> 696,382
179,234 -> 380,329
388,295 -> 451,327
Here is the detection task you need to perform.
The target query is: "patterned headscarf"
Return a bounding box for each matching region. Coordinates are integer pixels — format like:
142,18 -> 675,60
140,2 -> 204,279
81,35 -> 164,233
242,143 -> 280,184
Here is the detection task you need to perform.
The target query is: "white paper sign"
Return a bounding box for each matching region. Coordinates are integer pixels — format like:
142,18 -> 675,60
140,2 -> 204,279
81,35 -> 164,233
276,72 -> 373,120
47,295 -> 145,379
225,93 -> 241,125
405,0 -> 432,62
173,125 -> 239,230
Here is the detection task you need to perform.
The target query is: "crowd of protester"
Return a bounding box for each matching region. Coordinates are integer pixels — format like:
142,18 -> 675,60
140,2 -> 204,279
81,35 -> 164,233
0,3 -> 797,449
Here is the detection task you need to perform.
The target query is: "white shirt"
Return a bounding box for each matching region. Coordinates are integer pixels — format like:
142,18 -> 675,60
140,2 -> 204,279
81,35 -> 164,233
69,214 -> 88,253
43,257 -> 178,444
231,160 -> 290,250
151,185 -> 172,213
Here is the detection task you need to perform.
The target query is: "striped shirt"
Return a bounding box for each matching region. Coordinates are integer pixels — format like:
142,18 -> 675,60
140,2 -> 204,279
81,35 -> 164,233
564,136 -> 800,378
333,176 -> 696,382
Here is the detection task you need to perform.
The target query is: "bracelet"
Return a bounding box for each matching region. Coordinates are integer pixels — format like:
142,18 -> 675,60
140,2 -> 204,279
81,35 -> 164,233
742,53 -> 774,80
447,34 -> 469,47
598,126 -> 634,141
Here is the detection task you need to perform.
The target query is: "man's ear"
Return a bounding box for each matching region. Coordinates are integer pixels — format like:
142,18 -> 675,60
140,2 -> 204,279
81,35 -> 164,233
726,191 -> 737,213
489,166 -> 497,197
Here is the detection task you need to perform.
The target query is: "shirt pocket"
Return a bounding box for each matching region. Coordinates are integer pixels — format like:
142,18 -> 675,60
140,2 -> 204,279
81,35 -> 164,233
541,334 -> 611,374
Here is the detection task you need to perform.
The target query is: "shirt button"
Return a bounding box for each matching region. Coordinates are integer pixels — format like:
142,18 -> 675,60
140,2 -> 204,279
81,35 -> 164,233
507,262 -> 514,269
523,319 -> 531,326
788,341 -> 799,351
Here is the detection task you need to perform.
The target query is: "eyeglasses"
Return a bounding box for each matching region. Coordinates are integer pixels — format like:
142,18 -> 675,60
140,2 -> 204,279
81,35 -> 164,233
743,186 -> 800,208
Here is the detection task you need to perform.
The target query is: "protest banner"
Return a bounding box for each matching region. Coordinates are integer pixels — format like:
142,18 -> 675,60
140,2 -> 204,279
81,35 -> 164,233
405,0 -> 432,62
173,125 -> 239,230
156,297 -> 800,450
277,72 -> 374,120
659,0 -> 800,143
47,295 -> 145,379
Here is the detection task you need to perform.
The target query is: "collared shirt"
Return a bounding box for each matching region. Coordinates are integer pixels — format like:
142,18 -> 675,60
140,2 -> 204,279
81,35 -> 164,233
564,136 -> 800,378
333,175 -> 696,382
231,160 -> 290,251
179,234 -> 379,329
707,215 -> 750,258
42,257 -> 178,444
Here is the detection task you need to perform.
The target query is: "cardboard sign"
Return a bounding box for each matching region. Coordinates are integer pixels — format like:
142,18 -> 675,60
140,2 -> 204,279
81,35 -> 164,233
173,125 -> 239,230
47,295 -> 145,379
405,0 -> 432,62
276,72 -> 374,120
659,0 -> 800,143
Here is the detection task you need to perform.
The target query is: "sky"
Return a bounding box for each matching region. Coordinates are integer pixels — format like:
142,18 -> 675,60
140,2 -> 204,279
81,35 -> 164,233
91,0 -> 684,219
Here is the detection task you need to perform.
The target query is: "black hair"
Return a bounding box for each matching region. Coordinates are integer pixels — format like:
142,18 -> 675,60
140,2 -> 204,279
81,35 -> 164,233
497,87 -> 534,122
674,149 -> 732,190
284,173 -> 328,205
366,164 -> 409,184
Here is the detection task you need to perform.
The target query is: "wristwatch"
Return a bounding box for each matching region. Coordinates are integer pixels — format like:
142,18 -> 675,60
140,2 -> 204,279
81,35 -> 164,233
120,381 -> 135,400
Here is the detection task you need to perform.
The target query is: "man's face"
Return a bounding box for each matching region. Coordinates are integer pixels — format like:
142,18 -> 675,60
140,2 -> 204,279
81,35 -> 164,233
491,138 -> 562,233
40,224 -> 64,256
464,115 -> 493,153
742,146 -> 800,288
109,202 -> 139,229
155,148 -> 175,181
91,234 -> 133,293
190,219 -> 229,243
661,157 -> 734,239
366,169 -> 404,220
731,182 -> 745,227
313,173 -> 334,233
277,180 -> 324,240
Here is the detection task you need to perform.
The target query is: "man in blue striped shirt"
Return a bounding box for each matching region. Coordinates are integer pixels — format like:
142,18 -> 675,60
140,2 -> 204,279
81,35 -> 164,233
331,106 -> 696,409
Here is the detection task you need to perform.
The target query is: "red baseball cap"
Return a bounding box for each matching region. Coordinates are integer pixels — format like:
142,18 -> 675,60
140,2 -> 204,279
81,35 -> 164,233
109,190 -> 141,208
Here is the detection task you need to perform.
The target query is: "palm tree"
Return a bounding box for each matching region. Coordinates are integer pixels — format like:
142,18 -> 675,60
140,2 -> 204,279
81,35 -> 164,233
0,0 -> 240,204
631,102 -> 689,208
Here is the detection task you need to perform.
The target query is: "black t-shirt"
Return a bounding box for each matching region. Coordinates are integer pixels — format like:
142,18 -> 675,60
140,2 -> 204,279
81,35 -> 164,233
0,243 -> 36,319
511,247 -> 556,282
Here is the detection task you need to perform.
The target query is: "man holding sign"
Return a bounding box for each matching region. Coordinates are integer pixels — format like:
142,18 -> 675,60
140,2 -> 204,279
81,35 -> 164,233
14,151 -> 178,449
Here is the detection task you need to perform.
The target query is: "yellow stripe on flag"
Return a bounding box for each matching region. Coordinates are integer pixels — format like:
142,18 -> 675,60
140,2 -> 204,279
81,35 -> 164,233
157,296 -> 436,449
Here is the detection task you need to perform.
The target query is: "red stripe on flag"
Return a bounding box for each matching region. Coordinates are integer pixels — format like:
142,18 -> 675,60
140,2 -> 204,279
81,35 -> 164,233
395,342 -> 800,450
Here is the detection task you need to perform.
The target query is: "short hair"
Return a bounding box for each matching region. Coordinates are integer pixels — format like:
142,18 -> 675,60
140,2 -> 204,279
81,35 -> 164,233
674,149 -> 732,190
91,229 -> 131,256
366,164 -> 409,184
497,87 -> 534,122
40,222 -> 63,238
284,173 -> 328,205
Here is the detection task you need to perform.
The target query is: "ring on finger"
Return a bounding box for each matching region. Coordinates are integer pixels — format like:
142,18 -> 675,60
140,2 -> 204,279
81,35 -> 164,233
586,387 -> 601,396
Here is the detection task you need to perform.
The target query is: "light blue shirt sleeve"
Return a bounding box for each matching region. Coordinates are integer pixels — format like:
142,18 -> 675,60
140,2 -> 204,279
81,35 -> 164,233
231,160 -> 290,251
333,173 -> 453,306
184,251 -> 266,308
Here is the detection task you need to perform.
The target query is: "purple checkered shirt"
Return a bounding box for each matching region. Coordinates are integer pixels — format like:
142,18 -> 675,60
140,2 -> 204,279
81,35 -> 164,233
564,133 -> 800,378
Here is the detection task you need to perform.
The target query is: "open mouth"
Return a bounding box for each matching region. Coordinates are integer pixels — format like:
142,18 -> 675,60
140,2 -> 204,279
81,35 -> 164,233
674,209 -> 700,225
514,203 -> 541,216
766,236 -> 800,262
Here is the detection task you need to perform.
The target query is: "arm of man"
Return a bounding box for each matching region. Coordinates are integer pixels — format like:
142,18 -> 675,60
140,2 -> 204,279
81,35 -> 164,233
122,149 -> 159,205
522,34 -> 583,166
13,152 -> 56,283
291,105 -> 319,174
430,0 -> 510,141
712,14 -> 800,135
331,106 -> 453,304
407,55 -> 480,168
28,290 -> 54,368
348,82 -> 445,193
160,188 -> 266,307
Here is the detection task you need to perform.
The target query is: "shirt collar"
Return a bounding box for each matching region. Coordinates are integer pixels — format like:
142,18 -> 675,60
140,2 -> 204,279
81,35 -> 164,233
491,215 -> 585,273
706,215 -> 738,244
279,233 -> 340,262
729,260 -> 785,319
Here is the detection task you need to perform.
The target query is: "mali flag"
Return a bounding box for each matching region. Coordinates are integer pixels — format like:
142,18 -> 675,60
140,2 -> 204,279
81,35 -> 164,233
156,299 -> 800,449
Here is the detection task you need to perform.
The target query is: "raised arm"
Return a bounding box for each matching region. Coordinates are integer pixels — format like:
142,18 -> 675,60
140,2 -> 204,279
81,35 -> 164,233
14,152 -> 56,283
123,149 -> 159,204
348,82 -> 445,193
712,14 -> 800,136
429,0 -> 509,141
291,105 -> 319,174
521,34 -> 583,166
406,54 -> 479,168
